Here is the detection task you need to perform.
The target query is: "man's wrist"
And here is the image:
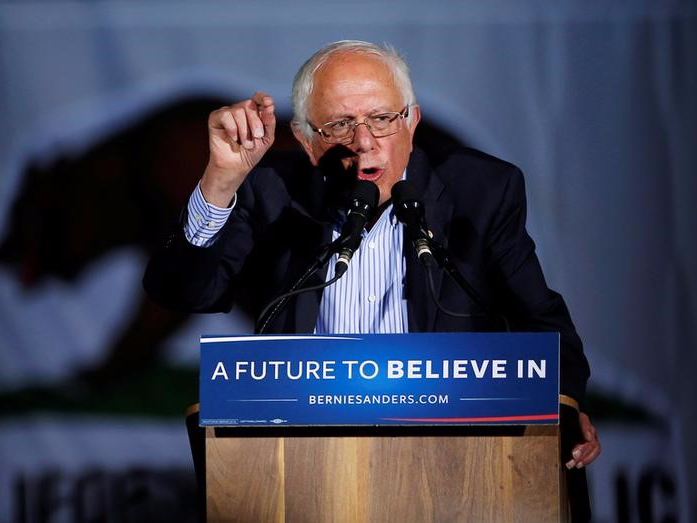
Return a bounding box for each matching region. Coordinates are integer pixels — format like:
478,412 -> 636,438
184,184 -> 235,246
200,167 -> 244,207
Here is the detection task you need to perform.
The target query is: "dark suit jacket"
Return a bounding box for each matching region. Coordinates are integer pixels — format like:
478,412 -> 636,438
144,145 -> 589,404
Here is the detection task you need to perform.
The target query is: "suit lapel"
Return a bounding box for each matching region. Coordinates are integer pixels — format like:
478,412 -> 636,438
283,165 -> 334,333
256,158 -> 334,334
287,220 -> 333,333
404,149 -> 453,332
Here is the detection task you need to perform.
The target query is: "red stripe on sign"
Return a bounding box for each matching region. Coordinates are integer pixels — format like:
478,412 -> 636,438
382,413 -> 559,423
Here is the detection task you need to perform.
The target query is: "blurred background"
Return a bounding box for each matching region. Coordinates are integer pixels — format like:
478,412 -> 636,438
1,1 -> 695,521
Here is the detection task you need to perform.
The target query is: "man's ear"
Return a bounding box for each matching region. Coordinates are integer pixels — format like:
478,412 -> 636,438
407,104 -> 421,138
291,121 -> 319,165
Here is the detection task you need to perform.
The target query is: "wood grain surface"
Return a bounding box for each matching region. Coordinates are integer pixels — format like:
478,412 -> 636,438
206,426 -> 563,522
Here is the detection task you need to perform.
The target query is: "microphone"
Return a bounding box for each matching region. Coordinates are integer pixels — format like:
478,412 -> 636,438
334,180 -> 379,278
391,180 -> 436,266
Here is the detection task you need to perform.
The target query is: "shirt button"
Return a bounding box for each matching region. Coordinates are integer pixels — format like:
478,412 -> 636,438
368,241 -> 376,249
368,294 -> 376,302
208,220 -> 216,228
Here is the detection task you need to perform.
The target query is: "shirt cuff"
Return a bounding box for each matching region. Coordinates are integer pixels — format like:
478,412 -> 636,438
183,184 -> 235,247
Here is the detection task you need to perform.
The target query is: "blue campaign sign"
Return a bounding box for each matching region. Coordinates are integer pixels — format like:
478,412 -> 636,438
198,332 -> 559,427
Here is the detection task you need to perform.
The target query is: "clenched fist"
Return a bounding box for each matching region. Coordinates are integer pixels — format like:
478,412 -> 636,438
199,92 -> 276,207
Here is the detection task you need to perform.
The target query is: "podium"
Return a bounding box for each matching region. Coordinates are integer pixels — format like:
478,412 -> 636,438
196,333 -> 572,522
204,424 -> 566,522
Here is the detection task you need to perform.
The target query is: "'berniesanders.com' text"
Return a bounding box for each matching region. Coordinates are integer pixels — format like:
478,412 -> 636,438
308,394 -> 449,405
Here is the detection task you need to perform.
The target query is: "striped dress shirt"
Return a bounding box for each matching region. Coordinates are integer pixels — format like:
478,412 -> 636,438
314,208 -> 407,334
183,184 -> 234,246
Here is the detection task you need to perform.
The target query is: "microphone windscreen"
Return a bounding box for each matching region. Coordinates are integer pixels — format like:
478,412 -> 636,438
391,180 -> 420,206
351,180 -> 380,209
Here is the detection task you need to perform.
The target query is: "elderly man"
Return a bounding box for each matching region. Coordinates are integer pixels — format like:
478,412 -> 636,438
144,40 -> 600,472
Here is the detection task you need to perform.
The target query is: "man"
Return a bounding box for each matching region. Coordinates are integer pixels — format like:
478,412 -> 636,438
144,40 -> 600,471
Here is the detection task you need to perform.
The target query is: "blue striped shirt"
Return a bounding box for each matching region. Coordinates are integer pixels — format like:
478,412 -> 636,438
184,184 -> 408,333
184,184 -> 234,247
315,208 -> 407,334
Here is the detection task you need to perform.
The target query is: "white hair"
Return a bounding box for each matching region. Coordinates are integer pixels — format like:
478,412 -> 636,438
291,40 -> 417,138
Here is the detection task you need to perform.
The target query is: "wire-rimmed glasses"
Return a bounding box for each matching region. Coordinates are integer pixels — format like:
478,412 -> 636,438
308,106 -> 410,144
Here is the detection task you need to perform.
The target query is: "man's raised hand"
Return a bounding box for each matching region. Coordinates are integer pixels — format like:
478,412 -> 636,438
200,92 -> 276,207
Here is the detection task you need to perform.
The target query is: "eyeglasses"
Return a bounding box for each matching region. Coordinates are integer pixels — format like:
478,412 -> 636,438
308,106 -> 410,144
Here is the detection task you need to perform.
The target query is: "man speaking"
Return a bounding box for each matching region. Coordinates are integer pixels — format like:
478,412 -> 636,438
143,39 -> 600,488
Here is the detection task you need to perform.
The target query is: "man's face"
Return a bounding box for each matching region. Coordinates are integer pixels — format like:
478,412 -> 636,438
294,52 -> 420,206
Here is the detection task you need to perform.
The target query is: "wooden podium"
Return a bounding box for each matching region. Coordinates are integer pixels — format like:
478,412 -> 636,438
204,424 -> 567,522
196,332 -> 572,522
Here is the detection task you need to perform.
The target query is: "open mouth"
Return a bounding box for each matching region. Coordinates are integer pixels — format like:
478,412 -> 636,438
357,167 -> 383,181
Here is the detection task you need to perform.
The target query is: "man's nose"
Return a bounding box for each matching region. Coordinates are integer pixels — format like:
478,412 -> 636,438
351,122 -> 377,152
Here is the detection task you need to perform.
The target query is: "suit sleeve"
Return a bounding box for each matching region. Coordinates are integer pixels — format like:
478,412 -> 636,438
486,166 -> 590,405
142,174 -> 263,313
